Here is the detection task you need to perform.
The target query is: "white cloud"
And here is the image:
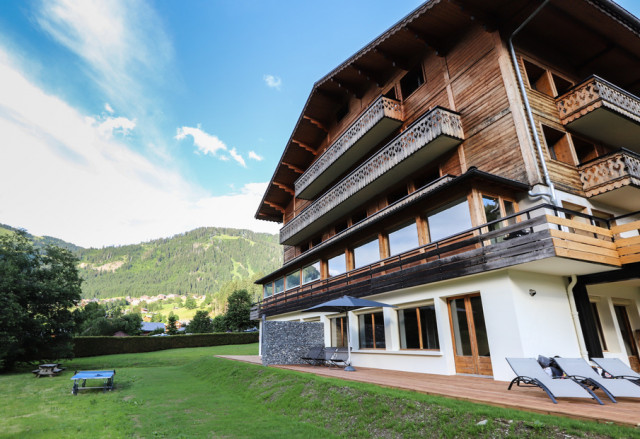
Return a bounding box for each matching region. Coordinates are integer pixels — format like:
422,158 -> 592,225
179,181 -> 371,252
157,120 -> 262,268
104,102 -> 114,113
263,74 -> 282,90
175,126 -> 228,156
93,115 -> 136,138
0,47 -> 278,248
229,148 -> 246,168
248,151 -> 263,161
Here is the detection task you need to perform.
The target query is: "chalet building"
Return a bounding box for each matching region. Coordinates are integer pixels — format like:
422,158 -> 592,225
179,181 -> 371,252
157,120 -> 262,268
253,0 -> 640,381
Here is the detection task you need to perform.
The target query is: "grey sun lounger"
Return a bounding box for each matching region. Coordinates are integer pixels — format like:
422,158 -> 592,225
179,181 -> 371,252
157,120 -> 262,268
592,358 -> 640,385
301,346 -> 325,366
328,347 -> 349,368
506,358 -> 603,404
555,357 -> 640,402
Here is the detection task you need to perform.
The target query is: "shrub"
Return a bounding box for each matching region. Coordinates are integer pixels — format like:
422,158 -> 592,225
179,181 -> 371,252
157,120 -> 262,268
73,332 -> 258,357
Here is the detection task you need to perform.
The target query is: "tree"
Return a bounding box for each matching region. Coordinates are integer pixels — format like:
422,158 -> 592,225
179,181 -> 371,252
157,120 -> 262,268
167,314 -> 178,335
0,232 -> 82,370
185,295 -> 197,310
187,310 -> 214,333
224,289 -> 253,331
212,315 -> 227,332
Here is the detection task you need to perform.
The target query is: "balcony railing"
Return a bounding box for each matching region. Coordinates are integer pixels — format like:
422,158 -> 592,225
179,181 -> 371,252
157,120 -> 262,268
255,205 -> 639,317
295,96 -> 403,199
281,106 -> 464,245
556,76 -> 640,150
579,149 -> 640,198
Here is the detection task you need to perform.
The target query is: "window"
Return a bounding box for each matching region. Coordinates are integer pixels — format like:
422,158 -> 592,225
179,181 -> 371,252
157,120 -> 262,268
383,87 -> 397,100
302,261 -> 321,284
387,186 -> 408,205
426,199 -> 473,242
274,277 -> 284,294
299,242 -> 309,253
328,253 -> 347,277
552,73 -> 572,96
572,136 -> 598,164
352,210 -> 367,225
614,305 -> 639,358
523,59 -> 554,97
590,301 -> 608,351
353,238 -> 380,269
400,65 -> 425,99
358,311 -> 385,349
264,283 -> 274,298
388,222 -> 419,256
330,316 -> 348,348
483,195 -> 517,230
311,235 -> 322,247
334,220 -> 348,234
285,270 -> 300,290
414,168 -> 440,190
542,125 -> 575,165
399,303 -> 439,350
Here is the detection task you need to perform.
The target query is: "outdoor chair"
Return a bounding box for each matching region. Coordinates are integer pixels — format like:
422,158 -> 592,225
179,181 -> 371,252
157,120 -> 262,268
506,358 -> 603,404
322,347 -> 338,366
328,347 -> 349,368
555,357 -> 640,403
300,346 -> 325,366
592,358 -> 640,386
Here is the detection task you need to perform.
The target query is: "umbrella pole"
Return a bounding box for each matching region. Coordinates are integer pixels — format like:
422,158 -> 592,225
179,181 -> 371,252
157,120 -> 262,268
344,310 -> 356,372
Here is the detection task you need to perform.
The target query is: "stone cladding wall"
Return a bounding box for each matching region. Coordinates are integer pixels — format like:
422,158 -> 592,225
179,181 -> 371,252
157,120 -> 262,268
261,321 -> 324,366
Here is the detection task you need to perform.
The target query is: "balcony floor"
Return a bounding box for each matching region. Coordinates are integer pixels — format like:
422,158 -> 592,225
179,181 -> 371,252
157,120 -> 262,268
218,355 -> 640,427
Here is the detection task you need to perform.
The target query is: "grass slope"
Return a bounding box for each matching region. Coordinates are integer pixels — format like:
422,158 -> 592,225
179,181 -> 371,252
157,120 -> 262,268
1,345 -> 637,438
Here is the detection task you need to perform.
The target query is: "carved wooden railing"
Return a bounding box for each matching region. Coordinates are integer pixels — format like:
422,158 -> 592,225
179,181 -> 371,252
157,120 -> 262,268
256,205 -> 637,317
556,75 -> 640,125
295,96 -> 402,197
281,107 -> 463,244
579,149 -> 640,197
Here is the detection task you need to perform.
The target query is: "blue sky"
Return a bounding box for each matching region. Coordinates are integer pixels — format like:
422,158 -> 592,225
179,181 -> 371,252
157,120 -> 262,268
0,0 -> 638,248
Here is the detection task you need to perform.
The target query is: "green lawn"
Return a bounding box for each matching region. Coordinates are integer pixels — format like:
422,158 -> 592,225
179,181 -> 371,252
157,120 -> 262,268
1,344 -> 638,438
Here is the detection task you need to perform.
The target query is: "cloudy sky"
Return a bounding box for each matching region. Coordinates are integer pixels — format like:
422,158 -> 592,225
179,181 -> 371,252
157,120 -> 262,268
0,1 -> 638,248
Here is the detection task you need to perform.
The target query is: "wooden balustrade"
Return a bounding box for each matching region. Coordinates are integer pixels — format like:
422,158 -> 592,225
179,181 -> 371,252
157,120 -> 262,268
579,149 -> 640,198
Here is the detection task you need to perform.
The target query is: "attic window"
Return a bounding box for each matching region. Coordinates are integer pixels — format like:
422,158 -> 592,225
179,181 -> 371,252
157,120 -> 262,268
400,65 -> 425,99
336,102 -> 349,123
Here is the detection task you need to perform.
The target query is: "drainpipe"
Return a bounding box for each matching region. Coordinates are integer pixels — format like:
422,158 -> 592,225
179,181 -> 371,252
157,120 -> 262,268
567,275 -> 589,360
507,0 -> 559,206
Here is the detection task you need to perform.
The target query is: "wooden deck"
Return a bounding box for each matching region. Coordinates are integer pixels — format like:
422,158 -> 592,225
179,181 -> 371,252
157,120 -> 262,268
217,355 -> 640,427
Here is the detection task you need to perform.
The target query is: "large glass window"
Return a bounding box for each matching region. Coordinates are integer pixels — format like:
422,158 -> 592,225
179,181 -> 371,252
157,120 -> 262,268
358,311 -> 386,349
388,222 -> 419,256
274,277 -> 284,295
427,199 -> 473,242
328,253 -> 347,277
285,270 -> 300,290
399,304 -> 439,350
330,316 -> 348,348
354,238 -> 380,269
590,301 -> 607,351
263,283 -> 273,298
302,261 -> 321,284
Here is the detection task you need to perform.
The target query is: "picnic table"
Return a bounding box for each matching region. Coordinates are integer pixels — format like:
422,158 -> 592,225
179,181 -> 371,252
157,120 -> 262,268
70,370 -> 116,395
32,363 -> 64,377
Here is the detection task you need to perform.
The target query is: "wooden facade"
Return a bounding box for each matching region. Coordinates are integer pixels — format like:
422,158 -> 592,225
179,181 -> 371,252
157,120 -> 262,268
254,0 -> 640,378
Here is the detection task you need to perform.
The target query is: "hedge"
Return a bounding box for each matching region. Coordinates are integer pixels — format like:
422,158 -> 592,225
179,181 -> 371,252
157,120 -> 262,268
73,332 -> 259,358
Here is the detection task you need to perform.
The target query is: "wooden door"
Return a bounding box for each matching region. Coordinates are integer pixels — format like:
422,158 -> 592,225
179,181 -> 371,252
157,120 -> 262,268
448,294 -> 493,376
614,305 -> 640,372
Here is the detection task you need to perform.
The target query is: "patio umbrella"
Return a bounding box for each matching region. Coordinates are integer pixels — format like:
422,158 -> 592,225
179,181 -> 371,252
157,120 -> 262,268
303,295 -> 395,371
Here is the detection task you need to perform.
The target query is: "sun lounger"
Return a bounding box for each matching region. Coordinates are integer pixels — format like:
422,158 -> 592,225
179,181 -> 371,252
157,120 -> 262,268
555,357 -> 640,402
506,358 -> 603,404
300,346 -> 325,366
591,358 -> 640,385
322,347 -> 338,366
328,347 -> 349,368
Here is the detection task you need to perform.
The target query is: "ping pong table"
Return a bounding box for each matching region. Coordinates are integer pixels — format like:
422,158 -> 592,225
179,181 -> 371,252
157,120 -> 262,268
70,370 -> 116,395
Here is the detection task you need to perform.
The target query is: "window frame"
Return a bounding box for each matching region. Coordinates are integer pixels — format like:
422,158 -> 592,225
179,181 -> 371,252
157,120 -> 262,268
357,309 -> 386,350
397,301 -> 440,351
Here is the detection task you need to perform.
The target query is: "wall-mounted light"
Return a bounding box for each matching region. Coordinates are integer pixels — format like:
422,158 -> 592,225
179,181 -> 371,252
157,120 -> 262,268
529,289 -> 537,297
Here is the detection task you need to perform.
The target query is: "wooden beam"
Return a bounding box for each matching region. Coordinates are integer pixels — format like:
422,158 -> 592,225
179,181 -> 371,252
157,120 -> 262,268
374,48 -> 410,71
292,139 -> 318,155
274,182 -> 294,196
408,27 -> 448,57
282,162 -> 303,174
315,87 -> 343,104
303,115 -> 328,133
351,64 -> 384,88
265,200 -> 285,214
448,0 -> 498,32
576,44 -> 614,70
331,78 -> 364,99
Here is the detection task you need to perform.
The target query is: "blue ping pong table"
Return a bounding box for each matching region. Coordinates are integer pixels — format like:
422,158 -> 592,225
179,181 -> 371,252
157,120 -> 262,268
70,370 -> 115,395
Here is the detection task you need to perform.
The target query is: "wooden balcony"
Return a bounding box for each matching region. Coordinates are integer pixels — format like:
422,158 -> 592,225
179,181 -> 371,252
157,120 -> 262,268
579,149 -> 640,211
257,205 -> 639,318
281,107 -> 464,245
556,76 -> 640,152
295,96 -> 403,200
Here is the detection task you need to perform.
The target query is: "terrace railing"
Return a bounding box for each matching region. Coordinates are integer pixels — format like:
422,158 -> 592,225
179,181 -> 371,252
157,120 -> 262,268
579,149 -> 640,197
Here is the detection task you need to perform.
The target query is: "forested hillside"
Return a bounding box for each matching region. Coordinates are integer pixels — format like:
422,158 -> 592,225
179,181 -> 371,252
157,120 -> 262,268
0,224 -> 282,305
